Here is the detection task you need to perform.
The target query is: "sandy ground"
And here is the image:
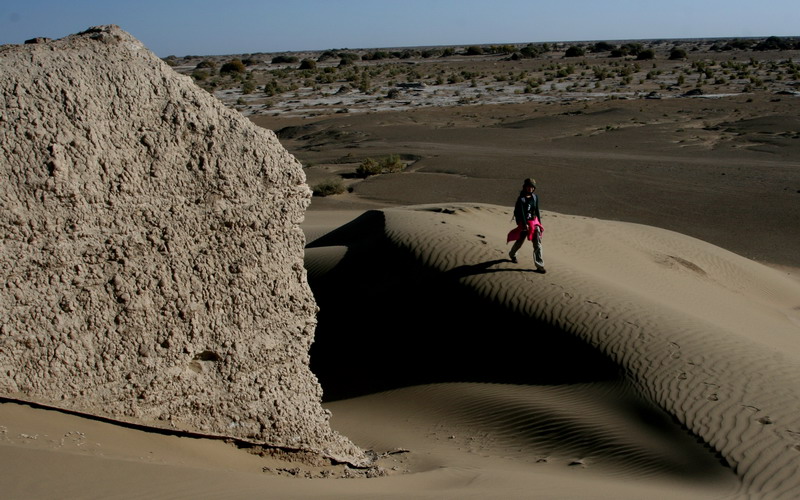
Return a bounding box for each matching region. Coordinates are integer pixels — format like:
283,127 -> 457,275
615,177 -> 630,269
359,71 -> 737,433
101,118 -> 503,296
3,43 -> 800,499
4,202 -> 800,498
256,92 -> 800,270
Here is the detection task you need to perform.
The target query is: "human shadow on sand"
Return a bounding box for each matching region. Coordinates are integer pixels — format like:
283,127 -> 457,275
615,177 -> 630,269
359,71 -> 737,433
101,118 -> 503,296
444,259 -> 543,279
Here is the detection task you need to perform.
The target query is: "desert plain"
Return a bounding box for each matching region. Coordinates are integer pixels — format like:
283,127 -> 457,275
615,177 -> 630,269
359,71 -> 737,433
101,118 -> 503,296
3,35 -> 800,499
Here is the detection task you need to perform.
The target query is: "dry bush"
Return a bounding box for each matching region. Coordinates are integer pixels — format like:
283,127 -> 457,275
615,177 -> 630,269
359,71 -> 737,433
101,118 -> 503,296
312,178 -> 346,196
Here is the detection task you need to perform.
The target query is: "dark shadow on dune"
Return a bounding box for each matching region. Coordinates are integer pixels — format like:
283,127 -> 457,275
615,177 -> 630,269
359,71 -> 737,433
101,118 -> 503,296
308,212 -> 738,484
307,211 -> 621,402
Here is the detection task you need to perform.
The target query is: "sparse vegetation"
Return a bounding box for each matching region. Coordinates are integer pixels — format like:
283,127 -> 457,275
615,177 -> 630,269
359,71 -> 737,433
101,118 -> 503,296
195,60 -> 216,70
669,48 -> 687,60
167,36 -> 800,116
220,59 -> 246,75
636,49 -> 655,61
241,79 -> 256,94
299,59 -> 317,70
356,158 -> 381,177
271,55 -> 299,64
355,155 -> 406,177
591,42 -> 615,53
382,154 -> 404,173
565,46 -> 585,58
312,178 -> 346,197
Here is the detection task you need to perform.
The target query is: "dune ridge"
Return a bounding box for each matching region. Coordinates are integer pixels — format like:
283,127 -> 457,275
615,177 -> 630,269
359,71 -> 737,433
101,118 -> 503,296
308,203 -> 800,497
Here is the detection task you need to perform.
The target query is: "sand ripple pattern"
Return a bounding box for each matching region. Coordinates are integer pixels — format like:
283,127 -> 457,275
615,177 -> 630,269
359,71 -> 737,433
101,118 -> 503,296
324,204 -> 800,497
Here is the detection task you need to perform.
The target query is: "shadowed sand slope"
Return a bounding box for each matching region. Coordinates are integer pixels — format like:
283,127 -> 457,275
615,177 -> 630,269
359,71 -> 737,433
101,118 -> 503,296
307,203 -> 800,498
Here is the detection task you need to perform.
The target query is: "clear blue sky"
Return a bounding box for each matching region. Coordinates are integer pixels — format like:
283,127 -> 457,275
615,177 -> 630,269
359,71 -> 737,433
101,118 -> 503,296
1,0 -> 798,57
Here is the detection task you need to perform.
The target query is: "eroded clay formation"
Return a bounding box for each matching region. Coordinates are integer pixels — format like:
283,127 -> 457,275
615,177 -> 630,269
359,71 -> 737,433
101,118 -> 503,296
0,25 -> 365,465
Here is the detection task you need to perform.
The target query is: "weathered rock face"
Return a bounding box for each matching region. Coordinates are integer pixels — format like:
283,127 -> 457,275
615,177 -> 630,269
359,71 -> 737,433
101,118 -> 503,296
0,25 -> 364,464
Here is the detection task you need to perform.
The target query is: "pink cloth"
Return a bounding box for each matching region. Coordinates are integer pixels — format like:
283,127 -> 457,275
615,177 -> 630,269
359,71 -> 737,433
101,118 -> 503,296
507,217 -> 543,243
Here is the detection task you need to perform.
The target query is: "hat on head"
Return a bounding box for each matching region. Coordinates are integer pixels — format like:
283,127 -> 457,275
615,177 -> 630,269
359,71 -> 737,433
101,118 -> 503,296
523,178 -> 536,188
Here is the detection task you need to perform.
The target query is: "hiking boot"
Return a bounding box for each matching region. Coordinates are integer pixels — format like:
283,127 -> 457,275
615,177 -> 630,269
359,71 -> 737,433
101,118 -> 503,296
508,252 -> 517,263
536,267 -> 546,274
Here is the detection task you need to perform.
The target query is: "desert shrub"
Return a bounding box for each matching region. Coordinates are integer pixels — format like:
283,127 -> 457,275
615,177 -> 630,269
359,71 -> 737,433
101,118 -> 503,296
362,51 -> 390,61
398,49 -> 420,59
356,158 -> 381,177
465,46 -> 484,56
721,39 -> 753,51
317,50 -> 339,62
220,59 -> 246,75
556,65 -> 575,78
486,44 -> 515,55
195,60 -> 216,70
382,154 -> 404,173
272,55 -> 299,64
611,43 -> 644,58
441,48 -> 455,57
565,46 -> 585,58
636,49 -> 655,60
387,88 -> 400,99
312,178 -> 346,197
338,52 -> 359,64
591,42 -> 615,53
299,58 -> 317,70
624,43 -> 644,56
358,75 -> 371,93
755,36 -> 790,51
519,44 -> 542,59
191,70 -> 210,81
669,48 -> 687,60
316,72 -> 336,84
263,80 -> 284,96
242,80 -> 256,94
593,66 -> 610,80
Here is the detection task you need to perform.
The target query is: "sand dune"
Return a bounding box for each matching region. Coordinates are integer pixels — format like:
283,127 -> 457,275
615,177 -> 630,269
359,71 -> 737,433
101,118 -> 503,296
307,204 -> 800,498
3,203 -> 800,498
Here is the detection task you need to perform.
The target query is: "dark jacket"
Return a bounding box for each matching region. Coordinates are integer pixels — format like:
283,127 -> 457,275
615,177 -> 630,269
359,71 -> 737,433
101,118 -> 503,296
514,192 -> 540,225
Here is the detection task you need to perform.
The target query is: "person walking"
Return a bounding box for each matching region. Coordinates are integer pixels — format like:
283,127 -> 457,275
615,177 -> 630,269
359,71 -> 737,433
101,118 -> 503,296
507,178 -> 545,273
